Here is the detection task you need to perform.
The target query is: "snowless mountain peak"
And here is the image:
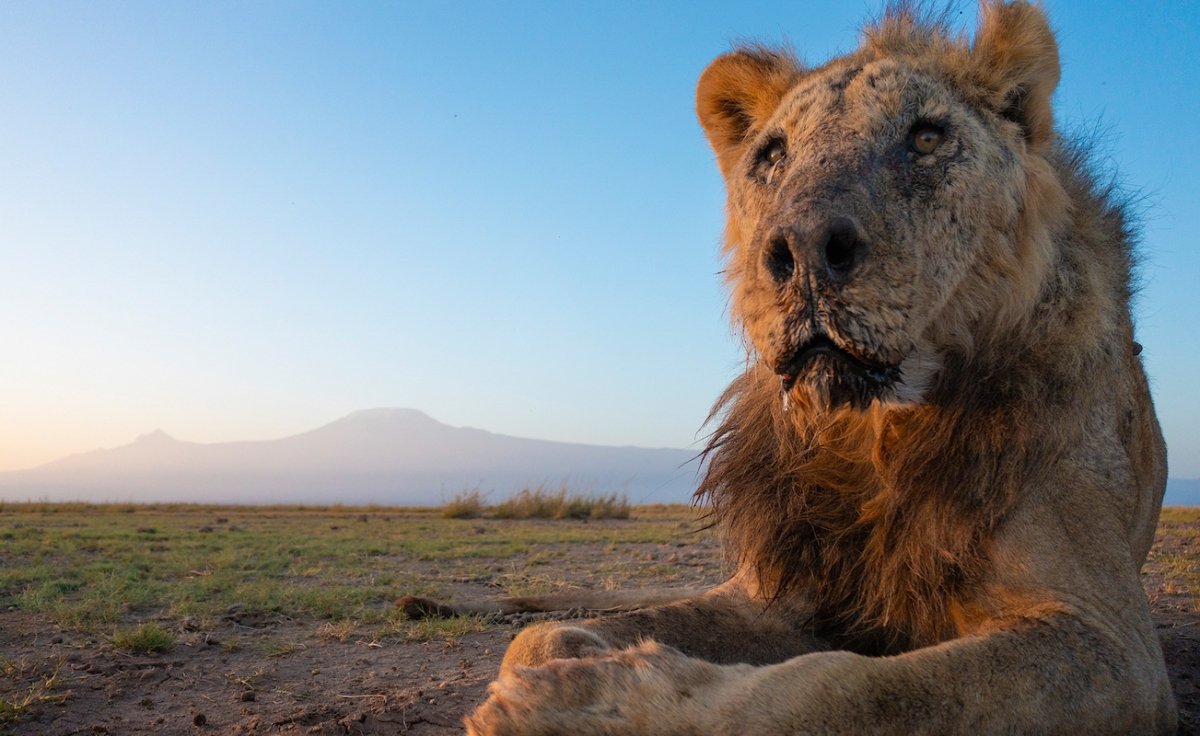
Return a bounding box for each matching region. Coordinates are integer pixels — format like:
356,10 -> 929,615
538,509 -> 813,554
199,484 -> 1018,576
336,408 -> 437,425
133,429 -> 177,445
0,409 -> 701,506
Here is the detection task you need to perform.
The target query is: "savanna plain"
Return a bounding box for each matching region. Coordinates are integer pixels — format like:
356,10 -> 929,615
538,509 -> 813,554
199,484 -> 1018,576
2,499 -> 1198,735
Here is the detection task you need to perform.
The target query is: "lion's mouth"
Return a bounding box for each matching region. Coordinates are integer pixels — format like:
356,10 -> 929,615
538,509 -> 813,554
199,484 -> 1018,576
775,335 -> 901,408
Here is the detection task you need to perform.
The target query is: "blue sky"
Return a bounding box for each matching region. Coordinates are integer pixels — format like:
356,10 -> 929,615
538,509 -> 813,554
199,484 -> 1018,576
2,1 -> 1197,477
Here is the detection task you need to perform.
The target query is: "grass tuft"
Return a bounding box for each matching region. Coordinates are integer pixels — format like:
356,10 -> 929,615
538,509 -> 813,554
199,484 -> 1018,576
395,615 -> 488,642
260,639 -> 305,658
440,485 -> 631,520
316,619 -> 357,642
110,622 -> 174,654
493,486 -> 630,520
442,488 -> 487,519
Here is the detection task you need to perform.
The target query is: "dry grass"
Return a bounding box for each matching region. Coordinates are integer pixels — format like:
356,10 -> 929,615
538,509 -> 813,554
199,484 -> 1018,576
442,488 -> 487,519
493,486 -> 630,520
316,619 -> 358,642
441,485 -> 632,520
0,657 -> 66,726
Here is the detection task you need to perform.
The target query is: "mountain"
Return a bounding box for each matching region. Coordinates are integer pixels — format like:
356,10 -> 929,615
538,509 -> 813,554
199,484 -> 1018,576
6,410 -> 1191,507
0,409 -> 702,506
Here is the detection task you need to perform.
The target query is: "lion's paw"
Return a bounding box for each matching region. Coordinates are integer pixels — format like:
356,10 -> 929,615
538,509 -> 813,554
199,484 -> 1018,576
467,641 -> 721,736
499,623 -> 611,673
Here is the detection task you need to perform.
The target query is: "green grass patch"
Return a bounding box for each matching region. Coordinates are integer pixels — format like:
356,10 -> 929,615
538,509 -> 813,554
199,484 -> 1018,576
110,622 -> 174,654
0,502 -> 707,635
393,615 -> 489,642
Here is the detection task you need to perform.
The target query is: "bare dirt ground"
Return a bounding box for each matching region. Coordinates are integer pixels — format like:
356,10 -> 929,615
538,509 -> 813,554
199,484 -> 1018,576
3,516 -> 1198,736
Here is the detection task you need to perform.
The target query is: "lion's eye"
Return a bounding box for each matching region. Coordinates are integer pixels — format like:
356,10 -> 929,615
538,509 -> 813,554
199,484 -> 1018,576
760,139 -> 787,167
755,138 -> 787,184
910,123 -> 944,155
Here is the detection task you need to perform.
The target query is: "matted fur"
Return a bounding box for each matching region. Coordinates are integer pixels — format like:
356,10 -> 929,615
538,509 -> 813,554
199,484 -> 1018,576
445,4 -> 1176,733
700,136 -> 1128,651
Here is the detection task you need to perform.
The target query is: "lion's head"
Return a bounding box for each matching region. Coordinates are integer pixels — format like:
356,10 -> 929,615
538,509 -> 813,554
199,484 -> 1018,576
696,3 -> 1068,410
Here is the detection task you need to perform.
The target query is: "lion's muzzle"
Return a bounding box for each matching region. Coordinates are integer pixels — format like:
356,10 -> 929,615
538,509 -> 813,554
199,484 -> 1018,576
775,334 -> 901,409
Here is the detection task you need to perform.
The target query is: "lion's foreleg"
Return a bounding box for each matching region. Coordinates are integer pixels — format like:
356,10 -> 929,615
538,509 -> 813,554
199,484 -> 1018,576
716,613 -> 1176,734
500,585 -> 828,674
472,613 -> 1175,736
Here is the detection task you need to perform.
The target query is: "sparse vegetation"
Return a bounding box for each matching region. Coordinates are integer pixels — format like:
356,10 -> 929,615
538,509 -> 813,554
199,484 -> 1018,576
0,502 -> 1194,734
228,665 -> 270,691
0,658 -> 65,726
0,502 -> 702,636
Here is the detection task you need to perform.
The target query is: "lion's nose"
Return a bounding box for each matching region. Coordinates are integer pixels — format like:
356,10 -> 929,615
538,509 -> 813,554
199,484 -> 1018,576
763,217 -> 868,286
764,233 -> 798,284
821,217 -> 867,281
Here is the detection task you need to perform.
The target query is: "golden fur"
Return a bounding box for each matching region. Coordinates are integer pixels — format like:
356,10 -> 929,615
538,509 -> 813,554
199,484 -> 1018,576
412,3 -> 1177,733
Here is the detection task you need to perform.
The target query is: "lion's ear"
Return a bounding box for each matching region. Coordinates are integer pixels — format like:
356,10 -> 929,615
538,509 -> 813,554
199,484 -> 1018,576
696,48 -> 802,178
970,1 -> 1060,150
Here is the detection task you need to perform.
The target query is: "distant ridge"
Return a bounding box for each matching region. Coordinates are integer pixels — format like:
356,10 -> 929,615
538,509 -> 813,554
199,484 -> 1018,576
0,409 -> 701,506
4,412 -> 1192,507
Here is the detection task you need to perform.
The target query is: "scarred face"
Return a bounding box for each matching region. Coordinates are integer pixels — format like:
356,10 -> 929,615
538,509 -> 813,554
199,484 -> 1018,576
698,38 -> 1062,410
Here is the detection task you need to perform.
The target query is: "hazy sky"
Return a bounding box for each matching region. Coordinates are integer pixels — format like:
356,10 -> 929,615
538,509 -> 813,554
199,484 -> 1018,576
2,1 -> 1197,476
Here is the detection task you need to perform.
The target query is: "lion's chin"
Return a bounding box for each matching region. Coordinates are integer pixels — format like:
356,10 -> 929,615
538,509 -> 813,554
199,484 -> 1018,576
777,337 -> 901,410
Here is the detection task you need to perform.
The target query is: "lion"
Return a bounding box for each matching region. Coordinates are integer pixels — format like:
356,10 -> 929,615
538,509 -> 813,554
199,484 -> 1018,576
403,3 -> 1176,733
